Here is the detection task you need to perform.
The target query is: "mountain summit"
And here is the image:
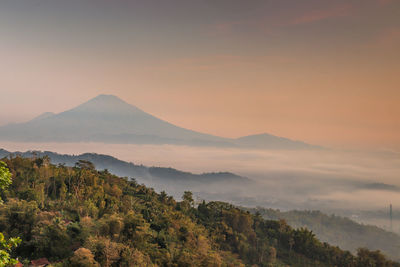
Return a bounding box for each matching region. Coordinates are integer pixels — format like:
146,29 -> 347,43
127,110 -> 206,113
71,94 -> 143,114
0,95 -> 319,149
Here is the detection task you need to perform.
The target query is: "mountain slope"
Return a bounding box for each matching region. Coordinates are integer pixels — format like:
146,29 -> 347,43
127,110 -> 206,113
235,133 -> 321,149
1,156 -> 398,266
30,112 -> 55,122
0,95 -> 228,146
0,94 -> 319,149
246,207 -> 400,261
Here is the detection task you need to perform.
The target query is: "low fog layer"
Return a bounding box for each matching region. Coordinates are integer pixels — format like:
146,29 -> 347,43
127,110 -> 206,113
2,142 -> 400,230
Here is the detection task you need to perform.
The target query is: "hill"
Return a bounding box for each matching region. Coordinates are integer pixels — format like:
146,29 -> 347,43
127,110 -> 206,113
234,133 -> 319,150
0,156 -> 397,266
246,207 -> 400,262
0,94 -> 319,149
0,149 -> 250,198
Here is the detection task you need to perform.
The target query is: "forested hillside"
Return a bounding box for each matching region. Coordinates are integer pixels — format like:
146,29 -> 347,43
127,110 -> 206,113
0,156 -> 398,266
245,208 -> 400,262
0,149 -> 249,193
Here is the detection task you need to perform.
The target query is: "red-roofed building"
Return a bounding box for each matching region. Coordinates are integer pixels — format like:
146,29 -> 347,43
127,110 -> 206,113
30,258 -> 51,266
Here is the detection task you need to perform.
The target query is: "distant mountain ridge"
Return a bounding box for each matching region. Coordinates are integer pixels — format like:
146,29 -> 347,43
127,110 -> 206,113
0,94 -> 321,149
30,112 -> 56,122
0,148 -> 250,190
235,133 -> 316,149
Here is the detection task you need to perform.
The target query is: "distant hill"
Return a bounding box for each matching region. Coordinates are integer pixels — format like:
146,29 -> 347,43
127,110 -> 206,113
0,148 -> 250,194
245,207 -> 400,261
0,94 -> 320,149
235,133 -> 320,149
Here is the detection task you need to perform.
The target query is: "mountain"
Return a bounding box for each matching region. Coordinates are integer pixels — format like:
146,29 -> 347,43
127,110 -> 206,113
0,95 -> 228,146
30,112 -> 55,122
0,94 -> 319,149
235,133 -> 321,149
1,156 -> 398,266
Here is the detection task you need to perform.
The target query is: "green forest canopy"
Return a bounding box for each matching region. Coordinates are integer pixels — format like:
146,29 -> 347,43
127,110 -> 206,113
243,207 -> 400,262
0,156 -> 398,267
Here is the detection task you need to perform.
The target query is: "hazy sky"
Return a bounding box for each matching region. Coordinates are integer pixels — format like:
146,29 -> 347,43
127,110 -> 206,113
0,0 -> 399,149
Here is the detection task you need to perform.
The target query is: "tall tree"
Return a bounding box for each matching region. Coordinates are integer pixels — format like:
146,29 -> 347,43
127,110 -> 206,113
0,161 -> 21,266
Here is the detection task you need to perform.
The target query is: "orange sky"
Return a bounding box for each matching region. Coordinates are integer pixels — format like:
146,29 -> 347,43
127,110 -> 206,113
0,0 -> 399,149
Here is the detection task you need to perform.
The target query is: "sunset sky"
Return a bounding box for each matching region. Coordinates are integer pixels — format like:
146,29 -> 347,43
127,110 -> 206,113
0,0 -> 399,149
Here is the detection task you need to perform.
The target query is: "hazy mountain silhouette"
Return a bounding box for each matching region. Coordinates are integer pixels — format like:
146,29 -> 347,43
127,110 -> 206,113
30,112 -> 56,122
235,133 -> 317,149
0,94 -> 320,149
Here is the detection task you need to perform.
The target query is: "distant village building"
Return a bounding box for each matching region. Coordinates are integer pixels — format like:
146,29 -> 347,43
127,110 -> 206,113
29,258 -> 51,267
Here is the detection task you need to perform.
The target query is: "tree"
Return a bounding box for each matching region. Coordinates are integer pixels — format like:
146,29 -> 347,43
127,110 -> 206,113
0,161 -> 21,266
357,248 -> 387,267
182,191 -> 194,206
75,160 -> 95,170
179,191 -> 194,215
158,191 -> 168,204
0,162 -> 12,200
70,248 -> 99,267
86,236 -> 120,267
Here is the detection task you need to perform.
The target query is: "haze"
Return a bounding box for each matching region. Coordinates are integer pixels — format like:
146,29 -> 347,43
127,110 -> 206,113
1,0 -> 400,149
3,142 -> 400,212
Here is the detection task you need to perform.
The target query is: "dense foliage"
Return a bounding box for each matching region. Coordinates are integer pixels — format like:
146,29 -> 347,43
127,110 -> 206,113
0,161 -> 21,266
0,156 -> 398,266
245,207 -> 400,261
